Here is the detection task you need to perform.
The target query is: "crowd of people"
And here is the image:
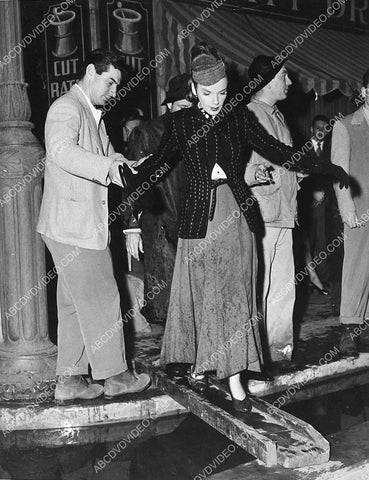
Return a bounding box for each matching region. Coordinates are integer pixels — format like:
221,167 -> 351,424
37,42 -> 369,416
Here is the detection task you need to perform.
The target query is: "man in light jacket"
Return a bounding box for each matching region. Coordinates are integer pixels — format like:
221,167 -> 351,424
37,49 -> 150,402
245,55 -> 301,372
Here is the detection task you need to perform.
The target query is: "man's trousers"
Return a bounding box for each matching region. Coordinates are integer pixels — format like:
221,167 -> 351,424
43,236 -> 127,379
340,224 -> 369,324
259,227 -> 295,362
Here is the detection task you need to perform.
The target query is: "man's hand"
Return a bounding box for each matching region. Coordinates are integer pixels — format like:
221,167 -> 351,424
125,233 -> 144,269
108,153 -> 134,187
109,159 -> 125,187
109,152 -> 127,163
342,210 -> 363,229
109,160 -> 139,187
131,154 -> 153,168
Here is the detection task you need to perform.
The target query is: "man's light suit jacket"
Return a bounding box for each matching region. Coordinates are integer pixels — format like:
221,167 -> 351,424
37,85 -> 115,250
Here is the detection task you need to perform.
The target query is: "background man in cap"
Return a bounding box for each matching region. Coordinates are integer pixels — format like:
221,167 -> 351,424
161,73 -> 193,112
121,76 -> 192,336
244,55 -> 300,372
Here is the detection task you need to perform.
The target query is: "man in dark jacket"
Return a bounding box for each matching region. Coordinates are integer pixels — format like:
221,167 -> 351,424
124,74 -> 193,325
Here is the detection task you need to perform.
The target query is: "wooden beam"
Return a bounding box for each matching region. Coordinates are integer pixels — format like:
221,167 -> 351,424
248,353 -> 369,397
136,358 -> 330,468
136,358 -> 278,467
210,421 -> 369,479
265,370 -> 369,407
209,377 -> 330,469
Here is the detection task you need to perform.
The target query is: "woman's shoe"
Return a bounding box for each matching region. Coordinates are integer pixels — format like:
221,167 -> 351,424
232,394 -> 252,414
187,373 -> 208,395
308,281 -> 329,296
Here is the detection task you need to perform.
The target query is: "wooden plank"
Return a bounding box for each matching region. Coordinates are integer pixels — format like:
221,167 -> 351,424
255,397 -> 329,468
209,377 -> 330,469
0,388 -> 186,432
248,353 -> 369,397
136,358 -> 330,468
136,358 -> 278,467
265,369 -> 369,406
210,421 -> 369,480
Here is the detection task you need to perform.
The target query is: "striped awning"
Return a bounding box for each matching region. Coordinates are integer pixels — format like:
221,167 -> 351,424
155,0 -> 368,97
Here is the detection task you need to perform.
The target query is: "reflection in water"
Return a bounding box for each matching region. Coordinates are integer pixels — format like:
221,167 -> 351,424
1,384 -> 369,479
0,414 -> 252,479
285,383 -> 369,437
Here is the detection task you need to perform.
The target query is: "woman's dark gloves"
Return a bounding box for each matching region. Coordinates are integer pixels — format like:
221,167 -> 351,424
322,163 -> 349,189
119,164 -> 137,192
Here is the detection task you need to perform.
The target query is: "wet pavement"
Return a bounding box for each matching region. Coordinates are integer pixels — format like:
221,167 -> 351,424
1,288 -> 369,479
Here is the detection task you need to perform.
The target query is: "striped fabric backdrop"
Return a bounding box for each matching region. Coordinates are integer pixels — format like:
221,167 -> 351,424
154,0 -> 365,100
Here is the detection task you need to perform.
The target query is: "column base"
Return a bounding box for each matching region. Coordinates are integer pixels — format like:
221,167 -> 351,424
0,346 -> 57,401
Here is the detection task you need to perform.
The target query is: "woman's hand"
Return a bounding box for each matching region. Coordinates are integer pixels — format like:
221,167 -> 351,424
255,163 -> 274,184
125,233 -> 144,270
342,210 -> 363,229
324,164 -> 349,189
312,190 -> 325,206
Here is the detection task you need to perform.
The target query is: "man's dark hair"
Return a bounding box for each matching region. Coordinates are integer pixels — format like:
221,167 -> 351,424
77,49 -> 122,80
363,68 -> 369,88
312,114 -> 329,126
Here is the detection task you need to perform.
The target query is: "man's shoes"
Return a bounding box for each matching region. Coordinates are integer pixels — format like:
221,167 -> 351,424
104,370 -> 151,399
339,324 -> 359,358
55,375 -> 104,404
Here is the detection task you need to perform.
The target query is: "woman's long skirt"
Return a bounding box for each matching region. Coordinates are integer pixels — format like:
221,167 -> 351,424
160,185 -> 262,379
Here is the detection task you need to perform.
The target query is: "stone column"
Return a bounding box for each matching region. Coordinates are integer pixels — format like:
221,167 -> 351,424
0,0 -> 57,401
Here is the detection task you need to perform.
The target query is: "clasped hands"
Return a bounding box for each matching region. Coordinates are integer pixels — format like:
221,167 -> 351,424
255,162 -> 349,190
254,163 -> 275,184
110,153 -> 152,269
108,153 -> 152,187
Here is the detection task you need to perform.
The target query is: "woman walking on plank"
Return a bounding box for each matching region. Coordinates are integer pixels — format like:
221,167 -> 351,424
122,43 -> 348,414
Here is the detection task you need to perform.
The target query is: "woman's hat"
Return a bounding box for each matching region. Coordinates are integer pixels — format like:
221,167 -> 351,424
161,73 -> 191,105
191,53 -> 226,86
248,55 -> 287,95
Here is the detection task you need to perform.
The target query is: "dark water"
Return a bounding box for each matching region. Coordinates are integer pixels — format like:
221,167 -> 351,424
0,413 -> 253,480
1,382 -> 369,480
